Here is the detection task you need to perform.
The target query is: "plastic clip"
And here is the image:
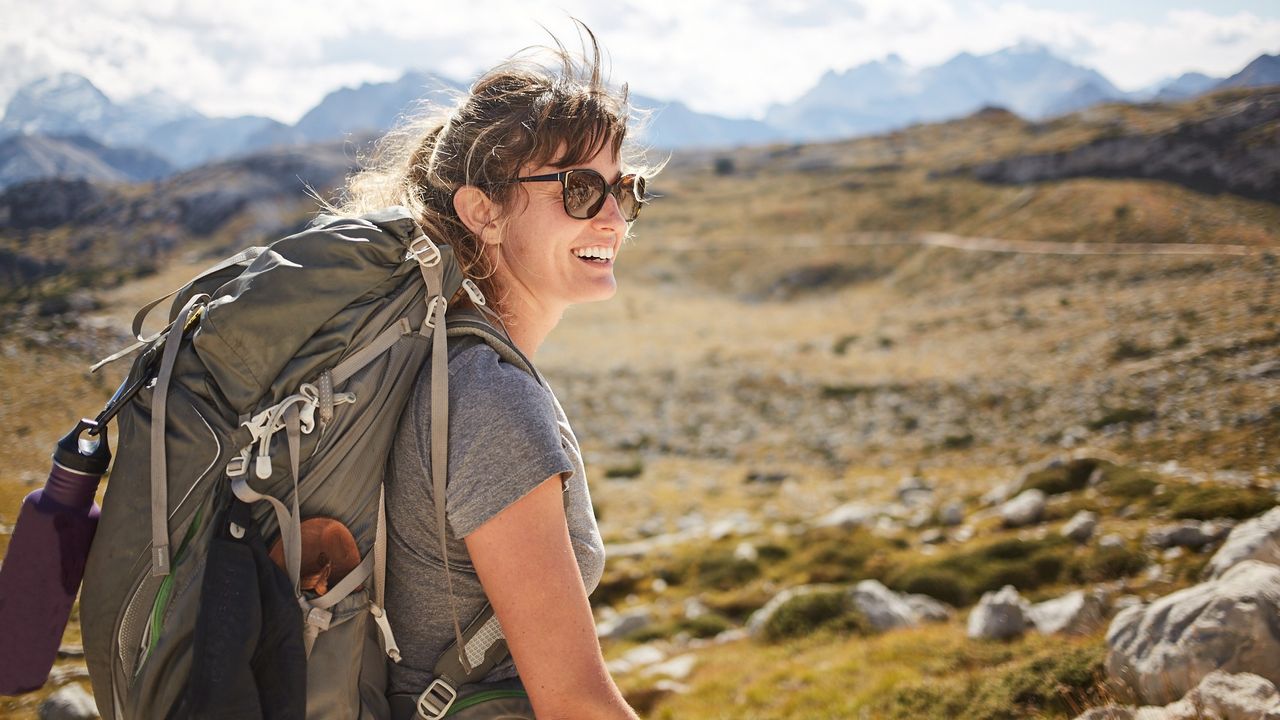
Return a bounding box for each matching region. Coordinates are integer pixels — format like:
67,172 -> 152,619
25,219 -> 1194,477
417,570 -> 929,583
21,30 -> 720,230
405,234 -> 441,267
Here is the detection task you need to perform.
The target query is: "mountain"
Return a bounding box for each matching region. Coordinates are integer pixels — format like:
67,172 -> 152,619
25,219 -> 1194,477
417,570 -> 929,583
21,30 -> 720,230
145,115 -> 301,168
1154,72 -> 1222,101
0,133 -> 172,190
631,95 -> 782,150
1217,54 -> 1280,90
0,73 -> 118,139
295,71 -> 464,142
767,44 -> 1126,140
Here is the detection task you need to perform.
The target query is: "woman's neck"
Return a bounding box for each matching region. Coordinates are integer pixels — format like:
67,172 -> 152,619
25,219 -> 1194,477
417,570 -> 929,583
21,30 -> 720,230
494,291 -> 564,359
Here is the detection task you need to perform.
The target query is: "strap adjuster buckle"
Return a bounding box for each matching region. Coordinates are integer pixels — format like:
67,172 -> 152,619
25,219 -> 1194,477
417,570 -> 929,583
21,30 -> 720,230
406,234 -> 441,267
415,677 -> 457,720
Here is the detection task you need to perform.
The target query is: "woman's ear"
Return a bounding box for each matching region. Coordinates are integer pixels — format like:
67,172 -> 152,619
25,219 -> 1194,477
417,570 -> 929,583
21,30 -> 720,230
453,186 -> 501,245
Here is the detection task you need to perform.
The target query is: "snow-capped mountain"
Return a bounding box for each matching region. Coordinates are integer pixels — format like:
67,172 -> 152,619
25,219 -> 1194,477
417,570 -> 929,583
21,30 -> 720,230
767,43 -> 1127,140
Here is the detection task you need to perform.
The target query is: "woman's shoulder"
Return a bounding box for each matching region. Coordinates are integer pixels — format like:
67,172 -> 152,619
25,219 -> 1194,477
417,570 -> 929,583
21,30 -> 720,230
444,338 -> 551,417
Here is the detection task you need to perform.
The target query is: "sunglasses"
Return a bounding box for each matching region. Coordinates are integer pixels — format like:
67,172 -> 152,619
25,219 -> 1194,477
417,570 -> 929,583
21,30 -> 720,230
515,169 -> 647,222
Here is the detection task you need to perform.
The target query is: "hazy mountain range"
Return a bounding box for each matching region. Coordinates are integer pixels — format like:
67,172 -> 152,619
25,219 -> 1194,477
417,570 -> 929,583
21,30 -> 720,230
0,46 -> 1277,190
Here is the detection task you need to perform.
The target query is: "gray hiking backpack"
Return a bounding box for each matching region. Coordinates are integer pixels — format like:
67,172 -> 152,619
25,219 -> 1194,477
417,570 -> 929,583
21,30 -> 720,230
80,207 -> 524,719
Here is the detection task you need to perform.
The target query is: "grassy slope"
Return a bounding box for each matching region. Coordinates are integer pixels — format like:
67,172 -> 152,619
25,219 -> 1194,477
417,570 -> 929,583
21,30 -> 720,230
1,88 -> 1278,718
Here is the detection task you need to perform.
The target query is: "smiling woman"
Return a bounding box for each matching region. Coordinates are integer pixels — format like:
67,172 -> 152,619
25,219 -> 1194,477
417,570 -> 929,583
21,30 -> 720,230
323,21 -> 657,720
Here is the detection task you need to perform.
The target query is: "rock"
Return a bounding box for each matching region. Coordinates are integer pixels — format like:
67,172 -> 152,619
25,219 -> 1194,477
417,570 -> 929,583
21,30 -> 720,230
606,644 -> 666,674
1080,671 -> 1280,720
815,502 -> 877,530
1106,560 -> 1280,705
1205,507 -> 1280,579
1073,708 -> 1134,720
683,597 -> 709,620
982,480 -> 1018,507
849,579 -> 918,631
734,541 -> 759,562
1100,533 -> 1127,549
1028,590 -> 1105,635
1145,520 -> 1228,550
921,528 -> 947,544
38,683 -> 99,720
57,644 -> 85,659
940,501 -> 965,526
745,470 -> 788,484
967,585 -> 1032,640
47,665 -> 91,685
905,593 -> 954,622
597,608 -> 654,640
1063,511 -> 1099,543
1000,489 -> 1046,527
643,654 -> 697,681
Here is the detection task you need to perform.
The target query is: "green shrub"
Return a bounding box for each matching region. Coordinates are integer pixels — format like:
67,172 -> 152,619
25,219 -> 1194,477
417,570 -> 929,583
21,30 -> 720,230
604,460 -> 644,479
1022,458 -> 1108,495
1165,485 -> 1276,521
893,568 -> 970,607
873,643 -> 1108,719
676,612 -> 734,639
1088,407 -> 1156,430
693,552 -> 761,591
1075,544 -> 1148,583
887,535 -> 1074,605
760,590 -> 867,642
1096,465 -> 1159,500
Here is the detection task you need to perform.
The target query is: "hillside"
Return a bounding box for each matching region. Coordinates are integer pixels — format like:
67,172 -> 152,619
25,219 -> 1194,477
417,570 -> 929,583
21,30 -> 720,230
1,87 -> 1278,719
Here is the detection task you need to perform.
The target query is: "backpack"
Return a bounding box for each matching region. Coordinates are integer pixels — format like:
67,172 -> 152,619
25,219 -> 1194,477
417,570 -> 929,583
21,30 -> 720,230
80,207 -> 525,719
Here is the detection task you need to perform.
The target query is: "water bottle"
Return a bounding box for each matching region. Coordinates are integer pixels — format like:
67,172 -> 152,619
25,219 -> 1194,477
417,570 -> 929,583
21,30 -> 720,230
0,419 -> 111,695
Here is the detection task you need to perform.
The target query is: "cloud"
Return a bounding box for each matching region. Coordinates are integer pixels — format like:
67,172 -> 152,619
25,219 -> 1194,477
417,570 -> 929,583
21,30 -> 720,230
0,0 -> 1276,125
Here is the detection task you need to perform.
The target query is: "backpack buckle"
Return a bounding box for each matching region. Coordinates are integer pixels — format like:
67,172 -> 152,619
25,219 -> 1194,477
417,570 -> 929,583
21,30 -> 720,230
406,234 -> 441,267
461,278 -> 486,306
415,677 -> 457,720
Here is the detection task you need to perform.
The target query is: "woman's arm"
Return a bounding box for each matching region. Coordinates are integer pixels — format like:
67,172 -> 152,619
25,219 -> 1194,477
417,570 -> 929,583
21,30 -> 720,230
465,474 -> 640,720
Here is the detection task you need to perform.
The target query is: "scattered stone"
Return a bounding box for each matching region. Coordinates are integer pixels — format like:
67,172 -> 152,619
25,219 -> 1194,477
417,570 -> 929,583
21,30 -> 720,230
1145,520 -> 1229,550
1106,560 -> 1280,705
597,608 -> 654,640
1000,489 -> 1046,527
952,525 -> 975,543
734,541 -> 759,562
815,502 -> 877,530
38,683 -> 98,720
921,528 -> 947,544
606,644 -> 666,674
849,579 -> 918,632
56,644 -> 84,659
905,593 -> 953,622
643,654 -> 697,681
967,585 -> 1032,640
897,475 -> 934,505
1100,533 -> 1127,549
683,597 -> 709,620
940,501 -> 965,526
1027,590 -> 1105,636
1205,506 -> 1280,579
1162,547 -> 1185,561
1063,510 -> 1099,543
1074,671 -> 1280,720
650,577 -> 669,593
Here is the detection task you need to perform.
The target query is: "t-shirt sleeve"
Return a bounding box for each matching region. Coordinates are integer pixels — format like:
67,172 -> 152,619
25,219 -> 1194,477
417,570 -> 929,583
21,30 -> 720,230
436,346 -> 573,538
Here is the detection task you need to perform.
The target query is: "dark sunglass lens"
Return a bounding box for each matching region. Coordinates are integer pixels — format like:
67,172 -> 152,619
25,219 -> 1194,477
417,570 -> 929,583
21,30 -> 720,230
564,171 -> 606,219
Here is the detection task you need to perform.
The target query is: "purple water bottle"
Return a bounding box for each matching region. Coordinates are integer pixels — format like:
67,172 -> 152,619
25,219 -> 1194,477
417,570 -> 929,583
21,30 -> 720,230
0,419 -> 111,695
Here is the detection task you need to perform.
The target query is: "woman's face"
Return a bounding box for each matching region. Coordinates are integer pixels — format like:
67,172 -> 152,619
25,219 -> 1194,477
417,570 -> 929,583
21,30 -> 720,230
490,145 -> 628,322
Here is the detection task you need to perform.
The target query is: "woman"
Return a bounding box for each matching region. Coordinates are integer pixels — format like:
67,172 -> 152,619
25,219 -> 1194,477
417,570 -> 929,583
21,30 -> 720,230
332,27 -> 651,720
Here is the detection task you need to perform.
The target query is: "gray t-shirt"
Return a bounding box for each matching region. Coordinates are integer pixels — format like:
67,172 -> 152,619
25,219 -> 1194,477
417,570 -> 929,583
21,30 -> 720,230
384,336 -> 605,696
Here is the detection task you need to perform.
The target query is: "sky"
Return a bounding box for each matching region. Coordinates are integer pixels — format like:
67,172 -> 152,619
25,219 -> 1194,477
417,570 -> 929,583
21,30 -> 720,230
1,0 -> 1278,123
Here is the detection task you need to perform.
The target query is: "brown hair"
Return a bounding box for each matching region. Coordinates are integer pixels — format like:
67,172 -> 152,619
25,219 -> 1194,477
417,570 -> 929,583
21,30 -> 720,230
327,23 -> 650,311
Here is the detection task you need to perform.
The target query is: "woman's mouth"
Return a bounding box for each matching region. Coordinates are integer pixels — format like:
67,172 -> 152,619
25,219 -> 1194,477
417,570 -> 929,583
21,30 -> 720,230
572,246 -> 615,265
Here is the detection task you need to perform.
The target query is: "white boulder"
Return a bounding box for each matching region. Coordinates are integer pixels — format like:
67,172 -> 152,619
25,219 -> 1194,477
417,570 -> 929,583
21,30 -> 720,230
967,585 -> 1032,640
1063,511 -> 1099,543
1205,507 -> 1280,579
1027,590 -> 1106,636
1106,560 -> 1280,705
1000,489 -> 1047,527
849,579 -> 918,631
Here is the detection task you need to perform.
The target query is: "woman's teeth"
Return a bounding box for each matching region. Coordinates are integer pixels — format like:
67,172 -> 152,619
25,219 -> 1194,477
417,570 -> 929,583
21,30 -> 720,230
573,246 -> 614,263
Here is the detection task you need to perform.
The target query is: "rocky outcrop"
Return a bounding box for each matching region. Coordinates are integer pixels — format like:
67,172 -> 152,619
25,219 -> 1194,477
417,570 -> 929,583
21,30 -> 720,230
1106,560 -> 1280,705
38,683 -> 99,719
1145,520 -> 1232,550
1205,507 -> 1280,579
960,88 -> 1280,203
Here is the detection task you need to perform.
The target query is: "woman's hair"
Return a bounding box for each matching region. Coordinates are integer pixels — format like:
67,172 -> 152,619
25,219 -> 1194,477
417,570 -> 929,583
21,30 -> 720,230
326,23 -> 652,310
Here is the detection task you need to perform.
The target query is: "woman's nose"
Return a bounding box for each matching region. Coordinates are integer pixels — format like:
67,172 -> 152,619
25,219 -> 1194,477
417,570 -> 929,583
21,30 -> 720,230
593,192 -> 626,230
